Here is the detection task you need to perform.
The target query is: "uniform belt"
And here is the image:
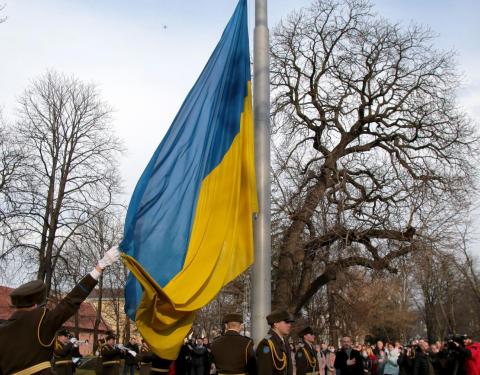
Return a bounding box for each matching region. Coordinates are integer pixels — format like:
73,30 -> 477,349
140,362 -> 151,365
150,368 -> 170,373
103,360 -> 121,365
55,360 -> 73,365
11,361 -> 52,375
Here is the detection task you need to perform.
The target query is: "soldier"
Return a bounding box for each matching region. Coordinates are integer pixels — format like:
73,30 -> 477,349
150,354 -> 172,374
138,340 -> 154,375
0,246 -> 121,375
256,310 -> 295,375
101,335 -> 125,375
53,329 -> 76,375
295,327 -> 318,375
210,313 -> 256,375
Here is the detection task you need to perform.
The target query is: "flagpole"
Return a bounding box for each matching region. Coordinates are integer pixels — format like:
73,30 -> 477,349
252,0 -> 271,344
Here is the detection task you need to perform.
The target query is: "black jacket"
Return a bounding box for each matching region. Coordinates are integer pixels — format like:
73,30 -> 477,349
334,348 -> 364,375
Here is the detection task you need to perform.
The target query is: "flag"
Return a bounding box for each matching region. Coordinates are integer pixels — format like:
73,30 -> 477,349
120,0 -> 257,360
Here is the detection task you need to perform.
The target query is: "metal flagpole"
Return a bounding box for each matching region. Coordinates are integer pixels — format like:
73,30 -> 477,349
251,0 -> 271,344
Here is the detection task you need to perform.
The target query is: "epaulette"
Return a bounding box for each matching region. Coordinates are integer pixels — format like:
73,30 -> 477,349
298,343 -> 305,348
264,333 -> 271,340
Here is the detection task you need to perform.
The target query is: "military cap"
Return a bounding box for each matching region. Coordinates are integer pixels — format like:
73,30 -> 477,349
266,310 -> 295,325
298,326 -> 314,337
10,279 -> 46,308
223,312 -> 243,323
57,328 -> 70,337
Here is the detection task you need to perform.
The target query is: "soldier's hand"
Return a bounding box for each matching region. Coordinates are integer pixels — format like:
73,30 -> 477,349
98,245 -> 121,269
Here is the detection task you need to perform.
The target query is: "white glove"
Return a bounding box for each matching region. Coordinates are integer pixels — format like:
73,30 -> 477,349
70,337 -> 78,344
128,350 -> 137,357
98,245 -> 121,269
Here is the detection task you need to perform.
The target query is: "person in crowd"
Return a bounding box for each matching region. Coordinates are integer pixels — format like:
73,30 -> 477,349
123,337 -> 139,375
256,310 -> 295,375
210,313 -> 256,375
316,344 -> 327,375
383,343 -> 399,375
0,245 -> 121,375
101,334 -> 125,375
176,338 -> 193,375
361,346 -> 373,375
334,336 -> 363,375
190,338 -> 210,375
463,335 -> 480,375
295,326 -> 318,375
53,329 -> 76,375
398,345 -> 415,375
366,347 -> 377,375
374,341 -> 387,375
326,346 -> 336,375
413,340 -> 434,375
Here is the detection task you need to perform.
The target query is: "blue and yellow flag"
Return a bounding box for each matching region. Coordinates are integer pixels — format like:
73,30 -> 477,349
120,0 -> 257,360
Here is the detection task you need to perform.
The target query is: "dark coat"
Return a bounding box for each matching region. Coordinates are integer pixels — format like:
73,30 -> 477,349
101,344 -> 124,375
124,342 -> 139,366
295,341 -> 318,375
54,340 -> 75,375
256,330 -> 292,375
138,347 -> 154,375
412,352 -> 435,375
211,330 -> 256,375
0,275 -> 97,375
334,349 -> 364,375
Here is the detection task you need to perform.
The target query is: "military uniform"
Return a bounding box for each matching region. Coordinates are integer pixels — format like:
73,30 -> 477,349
0,275 -> 98,375
101,342 -> 124,375
210,313 -> 256,375
150,354 -> 171,374
53,331 -> 75,375
256,310 -> 294,375
295,326 -> 318,375
138,345 -> 154,375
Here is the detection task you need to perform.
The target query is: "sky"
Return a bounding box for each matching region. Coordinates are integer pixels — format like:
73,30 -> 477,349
0,0 -> 479,245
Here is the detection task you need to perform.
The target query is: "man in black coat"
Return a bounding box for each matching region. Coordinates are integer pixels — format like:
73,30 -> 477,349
334,336 -> 363,375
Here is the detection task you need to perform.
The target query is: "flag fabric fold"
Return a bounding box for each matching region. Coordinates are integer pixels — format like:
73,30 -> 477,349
120,0 -> 257,360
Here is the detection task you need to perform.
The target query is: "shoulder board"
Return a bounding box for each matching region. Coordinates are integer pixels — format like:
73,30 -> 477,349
298,343 -> 305,348
264,334 -> 271,340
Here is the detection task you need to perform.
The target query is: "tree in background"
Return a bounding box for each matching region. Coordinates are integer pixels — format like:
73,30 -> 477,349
3,71 -> 123,294
269,0 -> 478,313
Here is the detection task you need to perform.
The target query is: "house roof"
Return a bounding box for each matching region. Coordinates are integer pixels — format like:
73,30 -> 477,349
0,286 -> 14,320
0,284 -> 111,333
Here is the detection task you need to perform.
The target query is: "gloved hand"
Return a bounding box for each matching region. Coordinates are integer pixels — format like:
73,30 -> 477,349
128,350 -> 137,357
70,337 -> 78,344
98,245 -> 121,269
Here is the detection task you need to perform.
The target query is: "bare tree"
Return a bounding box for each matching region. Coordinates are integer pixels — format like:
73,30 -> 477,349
269,0 -> 478,312
6,71 -> 123,294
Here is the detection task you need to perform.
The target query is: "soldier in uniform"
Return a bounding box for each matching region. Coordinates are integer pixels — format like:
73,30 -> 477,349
0,246 -> 121,375
210,313 -> 256,375
256,310 -> 295,375
150,354 -> 172,375
53,329 -> 76,375
295,327 -> 318,375
101,335 -> 125,375
138,340 -> 154,375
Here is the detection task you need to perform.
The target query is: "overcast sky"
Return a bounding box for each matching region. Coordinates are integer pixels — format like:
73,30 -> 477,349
1,0 -> 479,251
